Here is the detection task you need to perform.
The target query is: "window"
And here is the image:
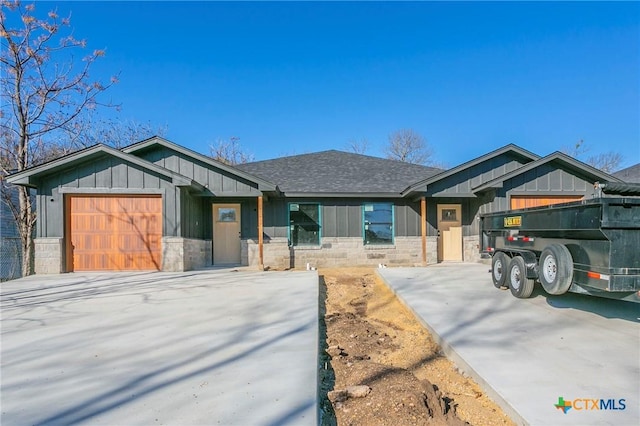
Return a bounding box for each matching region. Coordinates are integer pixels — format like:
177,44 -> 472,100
441,208 -> 457,222
363,203 -> 394,245
217,208 -> 237,222
289,203 -> 321,246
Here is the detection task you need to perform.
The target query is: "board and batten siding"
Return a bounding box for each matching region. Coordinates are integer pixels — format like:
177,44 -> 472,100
35,155 -> 180,239
180,191 -> 209,239
477,165 -> 596,216
256,198 -> 423,242
134,146 -> 262,195
427,153 -> 530,196
511,163 -> 590,193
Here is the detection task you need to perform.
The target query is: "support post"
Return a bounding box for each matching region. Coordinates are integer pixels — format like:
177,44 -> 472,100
258,195 -> 264,270
421,196 -> 427,266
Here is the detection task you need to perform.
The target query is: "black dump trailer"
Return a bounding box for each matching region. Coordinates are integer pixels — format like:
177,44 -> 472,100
480,182 -> 640,303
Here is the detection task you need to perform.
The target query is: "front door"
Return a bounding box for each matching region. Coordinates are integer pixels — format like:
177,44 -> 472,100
437,204 -> 462,262
213,203 -> 241,265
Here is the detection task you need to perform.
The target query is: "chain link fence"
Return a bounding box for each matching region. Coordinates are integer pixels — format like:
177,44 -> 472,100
1,179 -> 25,282
1,237 -> 22,282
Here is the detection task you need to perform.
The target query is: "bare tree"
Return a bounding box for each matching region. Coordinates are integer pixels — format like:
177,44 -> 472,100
561,139 -> 623,173
561,139 -> 590,159
345,137 -> 369,155
65,112 -> 168,149
1,1 -> 117,276
384,129 -> 434,165
209,136 -> 254,165
586,152 -> 623,174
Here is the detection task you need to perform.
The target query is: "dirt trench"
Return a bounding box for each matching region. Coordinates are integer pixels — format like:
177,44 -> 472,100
318,268 -> 514,426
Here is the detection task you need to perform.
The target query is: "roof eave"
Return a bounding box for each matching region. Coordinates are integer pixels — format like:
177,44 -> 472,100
5,175 -> 37,188
471,153 -> 623,193
6,144 -> 194,188
403,143 -> 540,194
282,191 -> 403,199
122,136 -> 278,191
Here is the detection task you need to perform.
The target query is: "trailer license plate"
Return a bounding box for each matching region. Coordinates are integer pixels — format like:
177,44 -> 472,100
504,216 -> 522,227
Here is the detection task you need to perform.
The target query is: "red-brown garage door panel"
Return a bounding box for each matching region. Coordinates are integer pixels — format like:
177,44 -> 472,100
510,195 -> 584,210
67,195 -> 162,271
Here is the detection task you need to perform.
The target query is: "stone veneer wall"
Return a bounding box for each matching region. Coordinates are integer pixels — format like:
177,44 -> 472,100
242,238 -> 291,270
244,236 -> 438,269
34,237 -> 64,274
162,237 -> 212,272
463,235 -> 481,263
294,237 -> 428,268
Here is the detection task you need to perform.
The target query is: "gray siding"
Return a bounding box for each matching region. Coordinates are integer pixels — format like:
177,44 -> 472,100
322,201 -> 362,238
510,163 -> 590,193
428,160 -> 598,239
394,200 -> 421,238
263,199 -> 289,239
478,165 -> 597,217
426,198 -> 482,238
428,153 -> 530,196
35,155 -> 179,238
259,198 -> 422,243
206,198 -> 262,240
181,191 -> 207,239
134,146 -> 262,195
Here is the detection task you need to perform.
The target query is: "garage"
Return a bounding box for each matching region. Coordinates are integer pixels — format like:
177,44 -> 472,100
66,195 -> 162,271
510,195 -> 583,209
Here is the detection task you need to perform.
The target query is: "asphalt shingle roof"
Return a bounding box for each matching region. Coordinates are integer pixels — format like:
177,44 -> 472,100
236,150 -> 443,194
612,163 -> 640,183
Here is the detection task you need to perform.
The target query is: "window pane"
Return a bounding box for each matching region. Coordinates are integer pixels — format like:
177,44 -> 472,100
299,203 -> 319,221
290,203 -> 320,246
292,223 -> 320,245
441,209 -> 457,222
364,203 -> 393,244
365,224 -> 393,244
218,208 -> 237,222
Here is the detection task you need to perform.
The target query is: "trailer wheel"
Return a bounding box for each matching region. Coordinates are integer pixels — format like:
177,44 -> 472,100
507,256 -> 535,298
491,252 -> 508,289
539,244 -> 573,295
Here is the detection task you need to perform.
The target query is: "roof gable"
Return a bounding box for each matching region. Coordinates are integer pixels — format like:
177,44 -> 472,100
122,136 -> 277,192
472,152 -> 622,192
236,150 -> 443,195
6,144 -> 197,189
402,144 -> 539,196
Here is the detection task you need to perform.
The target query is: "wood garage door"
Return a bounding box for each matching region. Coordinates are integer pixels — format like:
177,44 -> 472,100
67,195 -> 162,271
510,195 -> 584,210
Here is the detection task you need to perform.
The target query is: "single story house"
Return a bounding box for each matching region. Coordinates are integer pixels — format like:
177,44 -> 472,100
6,137 -> 621,273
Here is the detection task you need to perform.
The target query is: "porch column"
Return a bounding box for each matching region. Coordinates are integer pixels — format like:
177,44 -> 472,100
421,196 -> 427,266
258,195 -> 264,270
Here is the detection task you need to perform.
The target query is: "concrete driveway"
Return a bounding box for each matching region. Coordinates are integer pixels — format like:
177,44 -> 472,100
378,263 -> 639,426
1,269 -> 318,426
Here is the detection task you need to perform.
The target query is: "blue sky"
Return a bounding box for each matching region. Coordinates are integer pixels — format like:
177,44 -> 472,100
43,1 -> 640,168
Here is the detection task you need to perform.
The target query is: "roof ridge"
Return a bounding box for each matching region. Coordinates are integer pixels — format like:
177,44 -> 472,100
241,149 -> 441,169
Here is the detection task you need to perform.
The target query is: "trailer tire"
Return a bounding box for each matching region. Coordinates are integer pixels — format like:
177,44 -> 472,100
539,244 -> 573,295
491,252 -> 509,289
507,256 -> 535,298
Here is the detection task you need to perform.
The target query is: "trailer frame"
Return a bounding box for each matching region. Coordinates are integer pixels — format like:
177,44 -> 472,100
480,185 -> 640,303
